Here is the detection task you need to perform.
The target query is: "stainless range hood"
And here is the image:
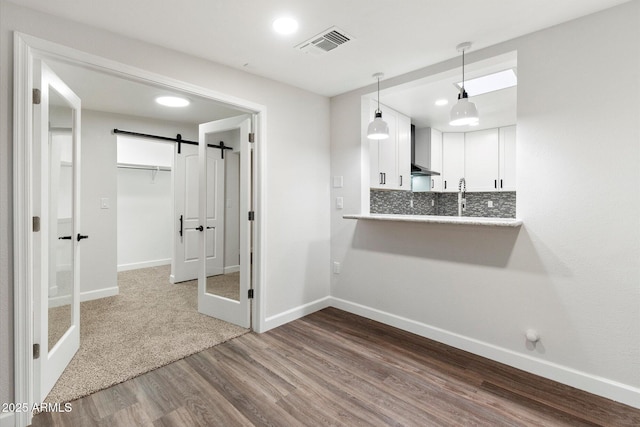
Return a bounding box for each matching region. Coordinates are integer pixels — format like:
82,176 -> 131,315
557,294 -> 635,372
411,125 -> 440,176
411,163 -> 441,176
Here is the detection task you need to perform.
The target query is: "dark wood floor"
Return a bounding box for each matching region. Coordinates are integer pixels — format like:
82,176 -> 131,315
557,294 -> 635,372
33,308 -> 640,426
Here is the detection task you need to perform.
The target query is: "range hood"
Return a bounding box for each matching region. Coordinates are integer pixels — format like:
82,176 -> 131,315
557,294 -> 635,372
411,163 -> 440,176
411,125 -> 440,176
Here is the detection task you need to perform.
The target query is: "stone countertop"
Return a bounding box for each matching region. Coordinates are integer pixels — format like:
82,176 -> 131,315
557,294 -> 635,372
343,214 -> 523,227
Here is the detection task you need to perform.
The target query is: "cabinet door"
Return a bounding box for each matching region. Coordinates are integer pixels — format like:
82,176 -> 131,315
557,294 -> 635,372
442,133 -> 465,192
499,125 -> 516,191
396,113 -> 411,190
369,101 -> 397,189
430,128 -> 443,192
377,105 -> 398,188
465,128 -> 499,192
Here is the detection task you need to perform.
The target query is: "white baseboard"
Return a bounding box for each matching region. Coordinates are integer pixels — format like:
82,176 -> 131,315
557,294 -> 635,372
117,258 -> 171,272
81,286 -> 119,302
224,265 -> 240,274
329,297 -> 640,410
48,286 -> 119,307
0,412 -> 15,427
262,296 -> 332,332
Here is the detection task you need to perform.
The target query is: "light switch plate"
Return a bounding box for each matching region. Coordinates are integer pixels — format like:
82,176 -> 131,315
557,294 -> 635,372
336,197 -> 344,209
333,261 -> 341,274
333,176 -> 343,188
488,200 -> 494,208
100,198 -> 109,209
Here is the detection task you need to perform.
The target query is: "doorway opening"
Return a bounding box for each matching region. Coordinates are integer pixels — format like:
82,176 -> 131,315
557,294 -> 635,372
13,32 -> 265,417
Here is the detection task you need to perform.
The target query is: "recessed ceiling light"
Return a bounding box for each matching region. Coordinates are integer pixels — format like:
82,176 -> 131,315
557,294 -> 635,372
455,69 -> 517,97
156,96 -> 190,107
273,16 -> 299,35
435,99 -> 449,106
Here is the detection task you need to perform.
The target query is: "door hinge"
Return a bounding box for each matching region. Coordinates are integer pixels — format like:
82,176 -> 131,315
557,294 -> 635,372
32,216 -> 41,232
33,88 -> 41,105
33,343 -> 40,359
248,133 -> 255,143
248,211 -> 255,221
248,289 -> 254,299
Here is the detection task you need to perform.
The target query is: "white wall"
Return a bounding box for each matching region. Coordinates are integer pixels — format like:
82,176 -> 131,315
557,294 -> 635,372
116,135 -> 175,271
0,0 -> 330,407
331,1 -> 639,408
80,110 -> 198,293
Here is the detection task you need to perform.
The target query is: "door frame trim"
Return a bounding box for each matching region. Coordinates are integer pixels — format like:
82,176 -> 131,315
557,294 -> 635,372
13,32 -> 267,426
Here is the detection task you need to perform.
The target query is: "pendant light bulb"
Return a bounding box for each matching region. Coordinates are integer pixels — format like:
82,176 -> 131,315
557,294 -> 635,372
450,42 -> 479,126
368,73 -> 389,140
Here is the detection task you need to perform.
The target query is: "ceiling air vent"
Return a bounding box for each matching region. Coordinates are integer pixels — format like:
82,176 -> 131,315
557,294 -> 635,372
296,26 -> 353,55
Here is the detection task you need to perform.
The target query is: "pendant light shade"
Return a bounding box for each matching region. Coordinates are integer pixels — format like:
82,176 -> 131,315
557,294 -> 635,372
368,73 -> 389,140
450,93 -> 479,126
367,111 -> 390,140
450,42 -> 479,126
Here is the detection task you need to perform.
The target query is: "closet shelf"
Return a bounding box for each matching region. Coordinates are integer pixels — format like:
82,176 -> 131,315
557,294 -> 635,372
117,162 -> 171,172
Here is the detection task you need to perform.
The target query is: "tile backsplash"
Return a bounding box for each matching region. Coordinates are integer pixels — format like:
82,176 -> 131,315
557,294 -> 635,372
370,190 -> 516,218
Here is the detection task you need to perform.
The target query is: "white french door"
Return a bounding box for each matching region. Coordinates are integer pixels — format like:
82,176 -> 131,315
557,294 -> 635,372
33,60 -> 82,401
198,116 -> 252,328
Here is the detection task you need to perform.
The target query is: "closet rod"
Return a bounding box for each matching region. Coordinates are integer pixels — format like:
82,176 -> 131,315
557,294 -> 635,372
117,163 -> 171,172
113,128 -> 233,158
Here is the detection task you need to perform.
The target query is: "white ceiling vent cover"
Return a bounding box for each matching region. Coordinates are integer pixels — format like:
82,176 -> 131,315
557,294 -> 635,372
296,26 -> 353,55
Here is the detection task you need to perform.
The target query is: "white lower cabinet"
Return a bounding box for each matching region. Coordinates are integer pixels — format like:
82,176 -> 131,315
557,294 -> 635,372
369,100 -> 411,191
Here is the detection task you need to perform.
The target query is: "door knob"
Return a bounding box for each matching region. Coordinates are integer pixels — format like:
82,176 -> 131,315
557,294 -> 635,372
77,234 -> 89,241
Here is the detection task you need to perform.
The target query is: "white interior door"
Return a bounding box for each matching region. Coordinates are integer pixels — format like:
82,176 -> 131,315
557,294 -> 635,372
33,60 -> 82,401
198,115 -> 251,328
171,142 -> 201,283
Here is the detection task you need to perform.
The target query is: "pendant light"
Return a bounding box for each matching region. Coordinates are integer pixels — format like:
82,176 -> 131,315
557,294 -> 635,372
367,72 -> 389,140
450,42 -> 479,126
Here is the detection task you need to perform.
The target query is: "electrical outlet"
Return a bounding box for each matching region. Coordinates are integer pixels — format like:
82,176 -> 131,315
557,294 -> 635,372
431,199 -> 435,207
336,197 -> 344,209
488,200 -> 494,208
410,199 -> 414,208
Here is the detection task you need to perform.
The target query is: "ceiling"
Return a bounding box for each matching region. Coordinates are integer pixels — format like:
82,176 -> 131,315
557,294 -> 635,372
22,0 -> 628,130
379,52 -> 518,132
12,0 -> 629,97
46,59 -> 245,125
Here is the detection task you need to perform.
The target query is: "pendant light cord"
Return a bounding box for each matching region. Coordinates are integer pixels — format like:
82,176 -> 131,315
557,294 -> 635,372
376,76 -> 381,114
462,49 -> 465,91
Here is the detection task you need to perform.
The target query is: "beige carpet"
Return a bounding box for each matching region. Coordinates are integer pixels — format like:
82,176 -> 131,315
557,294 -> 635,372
45,265 -> 248,404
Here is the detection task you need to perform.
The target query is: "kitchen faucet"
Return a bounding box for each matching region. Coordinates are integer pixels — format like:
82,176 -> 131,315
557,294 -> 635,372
458,177 -> 466,216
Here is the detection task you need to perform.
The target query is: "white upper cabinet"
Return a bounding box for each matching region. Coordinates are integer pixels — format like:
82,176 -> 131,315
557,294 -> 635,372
441,132 -> 465,192
369,100 -> 411,191
465,128 -> 500,192
397,114 -> 412,190
499,125 -> 517,191
441,126 -> 516,193
414,127 -> 442,192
